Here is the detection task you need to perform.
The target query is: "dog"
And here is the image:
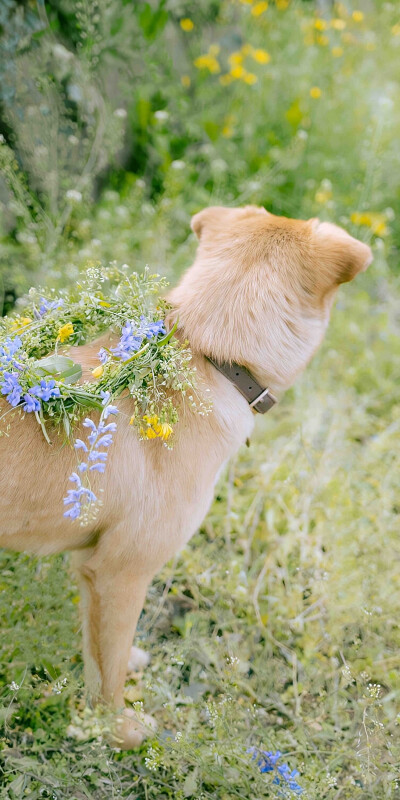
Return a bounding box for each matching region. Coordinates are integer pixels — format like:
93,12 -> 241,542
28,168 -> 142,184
0,205 -> 372,747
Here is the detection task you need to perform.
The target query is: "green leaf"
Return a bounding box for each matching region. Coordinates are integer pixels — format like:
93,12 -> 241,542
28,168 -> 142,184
33,355 -> 82,384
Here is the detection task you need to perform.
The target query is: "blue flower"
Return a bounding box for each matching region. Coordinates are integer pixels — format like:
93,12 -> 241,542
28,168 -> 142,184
103,405 -> 118,419
37,297 -> 64,317
64,410 -> 117,521
1,371 -> 23,407
22,393 -> 41,413
97,434 -> 113,447
30,379 -> 61,402
249,747 -> 304,795
89,462 -> 106,473
74,439 -> 88,452
138,315 -> 166,339
108,316 -> 166,362
0,336 -> 22,364
98,348 -> 109,365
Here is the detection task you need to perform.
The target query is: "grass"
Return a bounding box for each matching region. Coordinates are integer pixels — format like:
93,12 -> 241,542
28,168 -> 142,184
1,0 -> 400,797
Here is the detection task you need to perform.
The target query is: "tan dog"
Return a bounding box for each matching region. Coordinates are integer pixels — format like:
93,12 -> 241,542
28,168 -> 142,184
0,206 -> 372,747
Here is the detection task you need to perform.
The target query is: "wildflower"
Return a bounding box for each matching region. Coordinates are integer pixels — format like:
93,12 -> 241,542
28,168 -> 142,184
243,72 -> 258,84
92,366 -> 103,378
392,24 -> 400,36
194,54 -> 220,74
180,18 -> 194,31
22,393 -> 41,413
350,211 -> 388,236
352,10 -> 364,22
251,1 -> 268,15
146,427 -> 157,439
66,189 -> 82,203
37,297 -> 64,318
1,371 -> 23,407
10,317 -> 31,331
230,65 -> 245,79
310,86 -> 322,98
228,52 -> 243,66
74,439 -> 88,452
219,74 -> 233,87
58,322 -> 74,342
98,348 -> 109,365
30,379 -> 61,402
317,34 -> 329,46
181,75 -> 191,87
157,422 -> 173,440
90,462 -> 106,473
249,748 -> 304,795
252,49 -> 271,64
332,46 -> 344,57
331,18 -> 346,30
129,415 -> 135,425
314,18 -> 327,30
104,405 -> 118,419
0,336 -> 22,363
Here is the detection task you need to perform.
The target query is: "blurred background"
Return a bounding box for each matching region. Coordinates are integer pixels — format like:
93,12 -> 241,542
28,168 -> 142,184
0,2 -> 400,799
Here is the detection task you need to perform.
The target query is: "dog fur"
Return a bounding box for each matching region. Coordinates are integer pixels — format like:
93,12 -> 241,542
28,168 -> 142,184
0,206 -> 372,746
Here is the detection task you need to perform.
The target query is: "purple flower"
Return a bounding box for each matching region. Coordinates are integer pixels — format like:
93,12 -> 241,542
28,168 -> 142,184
100,391 -> 111,406
98,348 -> 108,365
98,421 -> 117,433
89,462 -> 106,473
89,451 -> 108,462
64,503 -> 81,519
96,434 -> 113,447
249,748 -> 304,795
83,418 -> 97,431
74,439 -> 88,452
103,405 -> 118,419
22,393 -> 41,413
37,297 -> 64,317
0,336 -> 22,363
78,462 -> 88,472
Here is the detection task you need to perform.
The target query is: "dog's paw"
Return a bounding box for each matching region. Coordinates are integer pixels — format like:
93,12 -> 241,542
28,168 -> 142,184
127,645 -> 150,673
111,707 -> 157,749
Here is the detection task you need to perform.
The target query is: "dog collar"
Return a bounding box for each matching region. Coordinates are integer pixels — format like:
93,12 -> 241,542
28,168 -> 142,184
207,357 -> 277,414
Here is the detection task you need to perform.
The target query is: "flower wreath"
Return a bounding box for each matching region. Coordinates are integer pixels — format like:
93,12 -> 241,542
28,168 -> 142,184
0,264 -> 208,523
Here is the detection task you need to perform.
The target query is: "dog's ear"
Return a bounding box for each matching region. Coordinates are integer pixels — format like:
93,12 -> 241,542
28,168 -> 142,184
190,207 -> 226,239
313,221 -> 372,284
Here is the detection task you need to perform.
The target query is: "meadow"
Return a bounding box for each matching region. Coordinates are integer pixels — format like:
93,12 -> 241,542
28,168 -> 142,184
0,0 -> 399,797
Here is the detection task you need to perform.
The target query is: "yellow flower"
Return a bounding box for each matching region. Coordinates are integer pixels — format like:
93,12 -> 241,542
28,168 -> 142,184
243,72 -> 258,84
391,24 -> 400,36
252,48 -> 271,64
156,423 -> 173,440
219,74 -> 233,86
310,86 -> 322,99
92,366 -> 103,379
330,18 -> 346,30
228,52 -> 243,66
230,65 -> 245,79
129,415 -> 135,425
315,189 -> 332,204
352,10 -> 364,22
180,18 -> 194,32
209,44 -> 220,56
146,428 -> 157,439
239,0 -> 253,4
351,212 -> 388,236
143,414 -> 159,426
58,323 -> 74,342
314,18 -> 328,31
11,316 -> 31,331
194,54 -> 220,74
331,46 -> 344,57
251,1 -> 268,16
241,44 -> 254,56
181,75 -> 191,88
317,34 -> 329,46
98,300 -> 111,307
276,0 -> 289,9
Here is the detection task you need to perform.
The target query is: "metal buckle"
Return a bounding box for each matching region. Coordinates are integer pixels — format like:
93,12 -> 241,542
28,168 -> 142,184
249,387 -> 276,409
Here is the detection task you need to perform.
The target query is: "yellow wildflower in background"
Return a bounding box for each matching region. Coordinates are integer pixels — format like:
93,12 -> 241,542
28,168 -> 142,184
92,366 -> 103,379
180,18 -> 194,31
352,10 -> 364,22
332,46 -> 344,57
252,48 -> 271,63
58,323 -> 74,342
391,23 -> 400,36
317,34 -> 329,46
351,212 -> 388,236
276,0 -> 289,9
230,65 -> 245,79
331,18 -> 346,30
310,86 -> 322,99
251,1 -> 268,16
228,52 -> 244,66
181,75 -> 191,88
243,72 -> 258,84
194,53 -> 220,74
314,18 -> 328,31
219,74 -> 233,86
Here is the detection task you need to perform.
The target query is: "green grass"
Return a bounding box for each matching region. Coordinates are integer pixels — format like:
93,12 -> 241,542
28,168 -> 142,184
1,0 -> 400,797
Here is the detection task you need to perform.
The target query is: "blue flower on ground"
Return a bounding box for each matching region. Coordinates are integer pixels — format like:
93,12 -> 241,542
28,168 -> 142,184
22,393 -> 41,413
248,747 -> 304,795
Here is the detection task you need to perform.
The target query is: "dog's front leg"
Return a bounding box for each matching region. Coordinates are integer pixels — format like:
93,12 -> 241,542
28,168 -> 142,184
72,544 -> 153,748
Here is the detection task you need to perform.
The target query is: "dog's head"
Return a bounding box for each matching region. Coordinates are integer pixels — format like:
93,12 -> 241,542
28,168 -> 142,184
169,205 -> 372,392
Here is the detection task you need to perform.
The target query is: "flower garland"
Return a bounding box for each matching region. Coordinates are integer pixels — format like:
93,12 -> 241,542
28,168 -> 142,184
0,264 -> 208,523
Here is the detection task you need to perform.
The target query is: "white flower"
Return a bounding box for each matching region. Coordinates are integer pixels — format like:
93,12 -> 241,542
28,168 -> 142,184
66,189 -> 83,203
154,110 -> 169,121
114,108 -> 127,118
171,160 -> 185,170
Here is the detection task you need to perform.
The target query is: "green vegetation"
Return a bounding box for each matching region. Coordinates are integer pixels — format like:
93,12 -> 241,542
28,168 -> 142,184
0,0 -> 399,797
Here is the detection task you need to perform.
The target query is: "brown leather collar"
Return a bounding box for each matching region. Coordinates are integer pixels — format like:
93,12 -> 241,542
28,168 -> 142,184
207,357 -> 277,414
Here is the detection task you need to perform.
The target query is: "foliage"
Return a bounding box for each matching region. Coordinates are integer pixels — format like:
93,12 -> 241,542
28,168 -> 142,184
0,0 -> 399,799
